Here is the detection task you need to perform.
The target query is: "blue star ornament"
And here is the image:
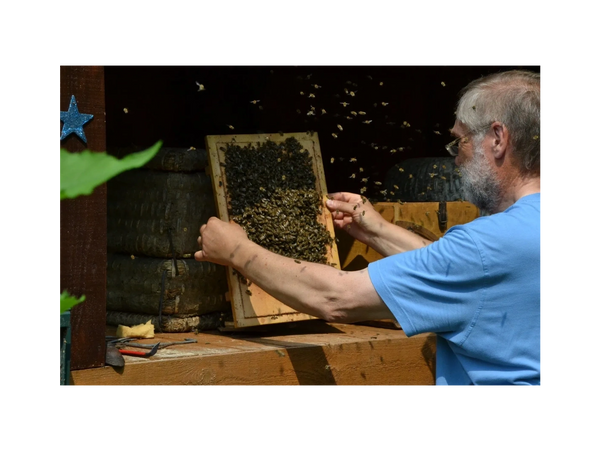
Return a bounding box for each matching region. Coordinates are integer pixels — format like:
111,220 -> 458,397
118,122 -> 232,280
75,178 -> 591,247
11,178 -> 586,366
60,95 -> 94,144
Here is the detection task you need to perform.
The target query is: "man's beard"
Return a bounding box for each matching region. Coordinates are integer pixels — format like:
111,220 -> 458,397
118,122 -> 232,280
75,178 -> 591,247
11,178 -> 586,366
460,141 -> 502,215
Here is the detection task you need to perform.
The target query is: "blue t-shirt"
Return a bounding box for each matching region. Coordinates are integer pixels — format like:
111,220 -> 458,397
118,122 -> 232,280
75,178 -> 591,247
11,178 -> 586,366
368,193 -> 540,385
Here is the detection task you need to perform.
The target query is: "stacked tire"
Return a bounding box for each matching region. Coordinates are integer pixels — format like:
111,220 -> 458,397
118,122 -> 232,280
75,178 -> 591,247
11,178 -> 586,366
106,147 -> 230,332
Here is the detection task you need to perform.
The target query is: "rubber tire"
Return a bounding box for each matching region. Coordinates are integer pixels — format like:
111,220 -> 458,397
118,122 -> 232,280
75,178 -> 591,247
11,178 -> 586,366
384,157 -> 464,202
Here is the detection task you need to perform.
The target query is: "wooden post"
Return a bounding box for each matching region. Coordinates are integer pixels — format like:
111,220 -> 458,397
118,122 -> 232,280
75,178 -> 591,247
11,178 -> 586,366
60,66 -> 107,370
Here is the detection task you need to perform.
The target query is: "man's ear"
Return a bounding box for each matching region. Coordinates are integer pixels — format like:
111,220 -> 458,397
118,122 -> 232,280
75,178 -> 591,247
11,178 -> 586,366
490,121 -> 509,160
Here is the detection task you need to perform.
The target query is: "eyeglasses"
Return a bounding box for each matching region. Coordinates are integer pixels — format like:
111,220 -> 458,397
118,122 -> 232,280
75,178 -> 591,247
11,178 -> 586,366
445,123 -> 495,156
445,135 -> 471,157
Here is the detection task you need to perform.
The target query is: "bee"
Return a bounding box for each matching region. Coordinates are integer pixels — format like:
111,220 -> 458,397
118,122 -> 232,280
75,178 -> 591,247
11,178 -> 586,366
409,174 -> 413,178
429,173 -> 437,178
358,111 -> 367,115
340,102 -> 350,107
380,190 -> 387,196
403,121 -> 410,127
246,289 -> 252,295
196,82 -> 205,91
379,82 -> 384,86
362,210 -> 366,216
187,146 -> 196,151
346,116 -> 353,120
130,255 -> 135,260
398,168 -> 404,172
349,157 -> 357,162
381,102 -> 389,106
349,91 -> 356,96
308,93 -> 316,98
313,84 -> 321,89
349,173 -> 356,178
294,260 -> 301,264
390,191 -> 395,196
441,176 -> 446,180
344,87 -> 349,94
307,111 -> 315,116
363,120 -> 372,124
296,109 -> 302,114
389,148 -> 397,154
321,109 -> 327,114
360,187 -> 367,194
472,105 -> 476,110
374,181 -> 382,186
123,107 -> 129,113
330,157 -> 335,163
442,165 -> 446,169
300,91 -> 305,95
332,133 -> 338,138
282,175 -> 286,181
351,111 -> 358,116
441,81 -> 446,87
533,135 -> 539,140
250,100 -> 261,104
353,204 -> 358,210
359,167 -> 364,172
361,196 -> 367,204
228,125 -> 235,130
337,124 -> 343,131
434,130 -> 441,135
361,177 -> 369,183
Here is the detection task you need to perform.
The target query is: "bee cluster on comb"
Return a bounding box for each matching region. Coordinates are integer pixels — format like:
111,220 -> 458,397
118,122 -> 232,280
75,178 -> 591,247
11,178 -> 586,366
221,137 -> 333,263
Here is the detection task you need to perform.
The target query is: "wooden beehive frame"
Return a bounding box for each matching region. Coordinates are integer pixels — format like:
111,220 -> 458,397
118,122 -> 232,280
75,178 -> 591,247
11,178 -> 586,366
205,132 -> 340,328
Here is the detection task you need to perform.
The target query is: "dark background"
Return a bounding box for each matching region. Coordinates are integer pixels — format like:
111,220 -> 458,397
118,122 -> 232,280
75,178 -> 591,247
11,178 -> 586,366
104,65 -> 539,195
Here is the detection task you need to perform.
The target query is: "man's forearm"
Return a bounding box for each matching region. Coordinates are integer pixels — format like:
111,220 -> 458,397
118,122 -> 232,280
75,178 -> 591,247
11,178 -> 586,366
229,240 -> 344,321
367,220 -> 432,256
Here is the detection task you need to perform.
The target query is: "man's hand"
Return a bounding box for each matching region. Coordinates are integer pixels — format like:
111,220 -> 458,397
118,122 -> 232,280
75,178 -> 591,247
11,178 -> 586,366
326,192 -> 385,245
194,217 -> 249,266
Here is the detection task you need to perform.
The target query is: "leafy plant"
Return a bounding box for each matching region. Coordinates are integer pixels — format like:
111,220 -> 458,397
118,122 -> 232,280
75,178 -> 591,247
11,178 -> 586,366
60,141 -> 163,313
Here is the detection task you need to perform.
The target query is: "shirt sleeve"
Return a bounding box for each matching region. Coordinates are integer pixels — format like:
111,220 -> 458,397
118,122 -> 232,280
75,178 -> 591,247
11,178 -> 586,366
367,226 -> 488,343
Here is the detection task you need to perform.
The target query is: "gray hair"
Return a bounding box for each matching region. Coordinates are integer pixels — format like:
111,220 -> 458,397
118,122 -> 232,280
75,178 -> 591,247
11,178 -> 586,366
456,70 -> 540,177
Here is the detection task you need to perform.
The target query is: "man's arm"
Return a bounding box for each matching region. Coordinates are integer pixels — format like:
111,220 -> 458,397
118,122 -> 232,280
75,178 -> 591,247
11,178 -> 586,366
326,192 -> 432,256
195,218 -> 395,323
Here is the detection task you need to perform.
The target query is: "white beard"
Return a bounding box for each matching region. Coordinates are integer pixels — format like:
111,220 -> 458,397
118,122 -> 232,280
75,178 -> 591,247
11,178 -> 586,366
459,141 -> 502,216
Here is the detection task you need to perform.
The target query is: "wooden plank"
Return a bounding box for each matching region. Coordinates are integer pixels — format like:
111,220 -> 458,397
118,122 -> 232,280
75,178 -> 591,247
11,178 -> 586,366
71,322 -> 436,385
205,132 -> 340,328
60,66 -> 107,370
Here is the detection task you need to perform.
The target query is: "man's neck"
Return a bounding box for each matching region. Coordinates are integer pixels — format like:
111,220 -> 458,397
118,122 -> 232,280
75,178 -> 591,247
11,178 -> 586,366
496,175 -> 540,213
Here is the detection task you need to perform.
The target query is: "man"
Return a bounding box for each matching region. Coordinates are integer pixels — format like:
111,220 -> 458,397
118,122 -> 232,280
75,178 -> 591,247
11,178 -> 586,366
195,70 -> 540,385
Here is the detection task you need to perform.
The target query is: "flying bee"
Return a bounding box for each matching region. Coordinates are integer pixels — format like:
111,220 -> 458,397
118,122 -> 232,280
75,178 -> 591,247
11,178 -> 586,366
228,125 -> 234,129
374,181 -> 382,185
294,260 -> 301,264
349,91 -> 356,96
379,82 -> 384,86
196,82 -> 205,91
332,133 -> 338,138
359,111 -> 367,115
380,190 -> 387,196
398,168 -> 404,172
381,102 -> 389,106
340,102 -> 350,107
442,165 -> 446,169
321,109 -> 327,114
359,167 -> 364,172
403,121 -> 410,127
360,187 -> 367,194
250,100 -> 261,104
361,177 -> 369,183
533,135 -> 539,140
330,157 -> 335,163
390,149 -> 397,154
430,173 -> 437,178
344,87 -> 349,94
187,146 -> 196,151
409,174 -> 413,178
441,81 -> 446,87
363,120 -> 372,124
349,157 -> 357,162
308,93 -> 316,98
362,210 -> 366,216
313,84 -> 321,89
307,111 -> 315,116
434,130 -> 441,135
351,111 -> 358,116
123,107 -> 129,113
346,116 -> 353,120
349,173 -> 356,178
337,124 -> 343,131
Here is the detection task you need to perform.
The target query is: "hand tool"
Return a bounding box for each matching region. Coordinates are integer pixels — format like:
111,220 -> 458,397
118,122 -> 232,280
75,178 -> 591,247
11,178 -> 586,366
120,338 -> 198,350
118,342 -> 160,358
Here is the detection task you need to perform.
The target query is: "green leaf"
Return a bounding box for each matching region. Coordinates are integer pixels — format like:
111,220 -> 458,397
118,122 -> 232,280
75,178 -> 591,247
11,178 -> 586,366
61,291 -> 86,314
60,141 -> 162,200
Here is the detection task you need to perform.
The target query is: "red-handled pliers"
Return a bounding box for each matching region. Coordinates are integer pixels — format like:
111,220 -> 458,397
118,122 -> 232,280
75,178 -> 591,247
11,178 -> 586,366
118,342 -> 160,358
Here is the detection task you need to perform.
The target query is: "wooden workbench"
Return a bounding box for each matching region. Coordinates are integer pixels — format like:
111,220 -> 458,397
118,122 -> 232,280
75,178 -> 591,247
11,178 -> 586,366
70,320 -> 435,385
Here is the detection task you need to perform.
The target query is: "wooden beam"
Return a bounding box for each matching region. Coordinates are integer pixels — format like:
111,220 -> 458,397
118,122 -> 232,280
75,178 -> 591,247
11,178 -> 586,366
60,66 -> 107,370
71,322 -> 435,385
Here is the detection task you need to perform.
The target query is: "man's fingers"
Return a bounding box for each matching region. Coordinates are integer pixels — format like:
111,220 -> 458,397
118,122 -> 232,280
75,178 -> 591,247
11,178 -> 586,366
326,198 -> 360,215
